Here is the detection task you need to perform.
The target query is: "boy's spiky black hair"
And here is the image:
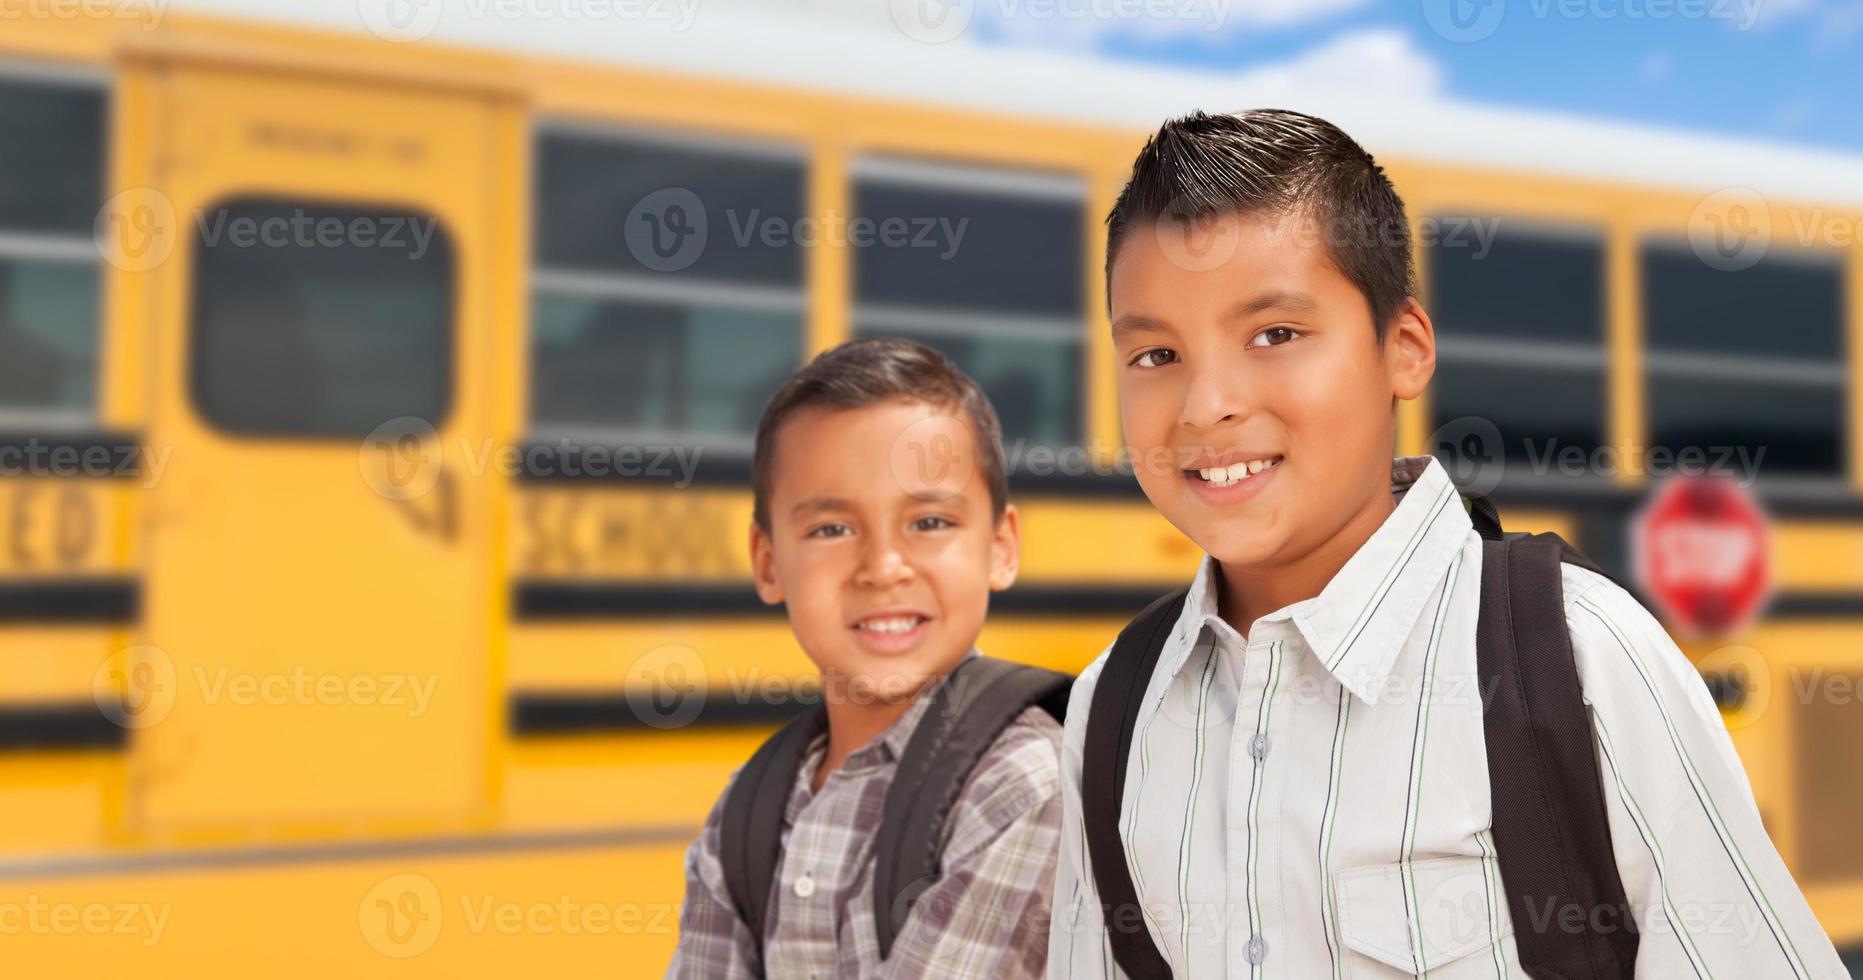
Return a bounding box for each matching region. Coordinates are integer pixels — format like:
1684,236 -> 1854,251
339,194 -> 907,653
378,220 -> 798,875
1104,109 -> 1416,342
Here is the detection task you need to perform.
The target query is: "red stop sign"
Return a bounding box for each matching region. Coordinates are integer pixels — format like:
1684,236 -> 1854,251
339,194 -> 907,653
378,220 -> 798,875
1632,475 -> 1772,638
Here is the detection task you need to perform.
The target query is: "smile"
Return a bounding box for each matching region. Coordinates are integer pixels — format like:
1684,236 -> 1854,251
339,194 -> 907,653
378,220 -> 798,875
1189,455 -> 1282,488
854,615 -> 928,633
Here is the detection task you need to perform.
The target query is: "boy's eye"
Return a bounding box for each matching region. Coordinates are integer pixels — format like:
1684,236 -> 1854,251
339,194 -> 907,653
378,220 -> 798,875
807,522 -> 851,539
911,515 -> 955,532
1130,348 -> 1178,369
1247,326 -> 1301,348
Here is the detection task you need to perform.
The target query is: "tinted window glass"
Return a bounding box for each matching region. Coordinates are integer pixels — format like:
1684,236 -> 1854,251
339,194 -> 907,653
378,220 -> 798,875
1642,245 -> 1842,360
0,77 -> 104,236
533,295 -> 800,435
1649,375 -> 1842,477
535,133 -> 804,285
1430,223 -> 1603,345
854,178 -> 1082,316
190,200 -> 454,436
1431,362 -> 1607,472
0,259 -> 100,412
861,326 -> 1082,449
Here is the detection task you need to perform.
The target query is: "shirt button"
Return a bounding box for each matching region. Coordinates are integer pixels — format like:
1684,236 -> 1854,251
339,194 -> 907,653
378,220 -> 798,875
1246,934 -> 1267,964
793,873 -> 815,899
1249,733 -> 1271,761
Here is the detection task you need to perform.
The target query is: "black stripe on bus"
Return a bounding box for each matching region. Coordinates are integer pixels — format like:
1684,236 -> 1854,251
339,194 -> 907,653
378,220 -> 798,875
0,579 -> 139,624
510,689 -> 812,736
0,702 -> 124,753
513,441 -> 1150,498
0,429 -> 149,480
513,582 -> 1173,621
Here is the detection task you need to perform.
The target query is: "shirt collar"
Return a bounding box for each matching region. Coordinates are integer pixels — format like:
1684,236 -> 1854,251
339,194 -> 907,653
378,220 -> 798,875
1169,455 -> 1470,704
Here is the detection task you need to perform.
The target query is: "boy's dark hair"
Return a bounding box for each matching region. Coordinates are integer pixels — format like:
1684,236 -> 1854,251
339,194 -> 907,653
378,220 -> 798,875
1104,108 -> 1415,342
751,337 -> 1009,530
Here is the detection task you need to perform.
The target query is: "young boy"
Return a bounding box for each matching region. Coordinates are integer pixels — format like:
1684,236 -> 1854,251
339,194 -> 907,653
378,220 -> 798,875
1049,110 -> 1844,978
669,337 -> 1064,979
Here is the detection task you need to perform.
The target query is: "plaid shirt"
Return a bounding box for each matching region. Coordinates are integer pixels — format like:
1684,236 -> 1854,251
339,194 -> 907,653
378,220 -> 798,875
668,656 -> 1064,979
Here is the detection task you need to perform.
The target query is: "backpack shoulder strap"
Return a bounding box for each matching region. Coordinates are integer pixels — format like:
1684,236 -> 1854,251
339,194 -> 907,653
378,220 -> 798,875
1477,526 -> 1639,979
1081,588 -> 1189,980
720,704 -> 828,958
870,655 -> 1072,961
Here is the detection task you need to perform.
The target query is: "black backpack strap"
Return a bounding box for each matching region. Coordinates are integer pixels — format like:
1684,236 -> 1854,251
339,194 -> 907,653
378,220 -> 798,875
871,656 -> 1072,960
1081,588 -> 1189,980
719,704 -> 828,961
1477,529 -> 1639,978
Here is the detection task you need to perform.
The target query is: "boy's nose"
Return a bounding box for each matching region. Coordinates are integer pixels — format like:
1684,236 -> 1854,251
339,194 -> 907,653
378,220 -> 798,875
854,537 -> 915,589
1178,363 -> 1251,431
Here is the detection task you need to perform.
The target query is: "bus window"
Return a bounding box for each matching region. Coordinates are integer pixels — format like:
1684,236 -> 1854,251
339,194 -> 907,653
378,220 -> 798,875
1427,220 -> 1607,476
0,73 -> 105,420
1642,244 -> 1845,479
852,158 -> 1085,451
189,199 -> 454,436
530,128 -> 806,442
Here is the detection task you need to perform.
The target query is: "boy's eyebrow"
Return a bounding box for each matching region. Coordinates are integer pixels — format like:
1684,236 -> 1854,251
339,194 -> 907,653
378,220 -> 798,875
790,496 -> 853,519
1225,289 -> 1320,320
1110,314 -> 1170,343
1111,290 -> 1319,343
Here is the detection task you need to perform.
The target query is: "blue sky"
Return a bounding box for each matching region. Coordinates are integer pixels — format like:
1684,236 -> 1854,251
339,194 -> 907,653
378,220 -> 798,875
968,0 -> 1863,154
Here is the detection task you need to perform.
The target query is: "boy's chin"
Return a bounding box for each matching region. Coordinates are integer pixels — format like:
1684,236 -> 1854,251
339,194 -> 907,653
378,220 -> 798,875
819,645 -> 970,707
1194,523 -> 1289,569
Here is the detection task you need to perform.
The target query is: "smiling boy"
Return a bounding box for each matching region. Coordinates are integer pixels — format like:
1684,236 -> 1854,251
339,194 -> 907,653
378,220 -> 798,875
1049,110 -> 1843,978
669,337 -> 1065,979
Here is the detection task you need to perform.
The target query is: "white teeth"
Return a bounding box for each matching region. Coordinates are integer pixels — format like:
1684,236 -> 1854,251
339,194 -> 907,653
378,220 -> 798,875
1194,457 -> 1279,487
859,616 -> 921,633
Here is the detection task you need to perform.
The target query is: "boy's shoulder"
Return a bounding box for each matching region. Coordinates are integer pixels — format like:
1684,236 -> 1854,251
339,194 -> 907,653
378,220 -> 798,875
941,703 -> 1063,863
955,702 -> 1064,810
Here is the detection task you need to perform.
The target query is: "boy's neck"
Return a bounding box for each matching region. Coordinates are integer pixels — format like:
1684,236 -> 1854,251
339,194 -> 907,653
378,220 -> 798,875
1217,481 -> 1399,635
809,688 -> 922,794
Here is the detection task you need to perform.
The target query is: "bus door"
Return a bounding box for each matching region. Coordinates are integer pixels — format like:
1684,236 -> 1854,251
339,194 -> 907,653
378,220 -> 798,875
126,57 -> 510,834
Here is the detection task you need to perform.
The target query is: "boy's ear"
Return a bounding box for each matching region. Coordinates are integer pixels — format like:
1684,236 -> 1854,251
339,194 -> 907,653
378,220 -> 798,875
1385,296 -> 1437,401
749,520 -> 784,605
988,502 -> 1021,591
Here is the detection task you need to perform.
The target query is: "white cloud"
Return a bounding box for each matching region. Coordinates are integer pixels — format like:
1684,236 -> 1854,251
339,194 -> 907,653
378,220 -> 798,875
970,0 -> 1375,51
1224,27 -> 1446,102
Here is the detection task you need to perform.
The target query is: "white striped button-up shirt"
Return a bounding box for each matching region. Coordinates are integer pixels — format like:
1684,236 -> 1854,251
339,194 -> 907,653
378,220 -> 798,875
1049,455 -> 1844,978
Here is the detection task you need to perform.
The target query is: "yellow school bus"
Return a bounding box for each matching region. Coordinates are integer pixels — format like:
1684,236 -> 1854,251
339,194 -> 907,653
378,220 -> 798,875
1,5 -> 1860,974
